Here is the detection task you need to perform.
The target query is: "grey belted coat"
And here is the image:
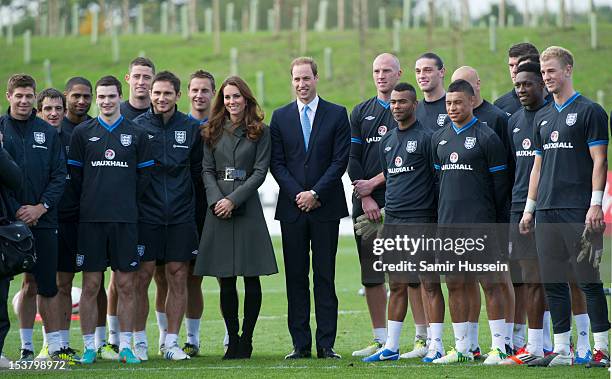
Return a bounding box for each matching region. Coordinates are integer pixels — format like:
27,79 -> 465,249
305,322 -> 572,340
194,119 -> 277,277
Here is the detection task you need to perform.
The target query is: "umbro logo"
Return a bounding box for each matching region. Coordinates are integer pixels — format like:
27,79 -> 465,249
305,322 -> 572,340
365,116 -> 375,121
89,137 -> 100,142
439,140 -> 447,145
513,128 -> 520,133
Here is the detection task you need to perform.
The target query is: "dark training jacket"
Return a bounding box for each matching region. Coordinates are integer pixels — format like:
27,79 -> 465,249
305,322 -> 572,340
0,110 -> 66,229
0,146 -> 23,219
133,108 -> 204,225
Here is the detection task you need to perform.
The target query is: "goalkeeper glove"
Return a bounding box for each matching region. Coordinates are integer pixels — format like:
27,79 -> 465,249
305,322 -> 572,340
577,227 -> 604,269
353,208 -> 385,240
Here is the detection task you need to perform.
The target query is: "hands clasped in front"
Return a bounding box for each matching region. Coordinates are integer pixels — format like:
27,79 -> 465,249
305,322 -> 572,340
296,191 -> 320,213
214,198 -> 235,219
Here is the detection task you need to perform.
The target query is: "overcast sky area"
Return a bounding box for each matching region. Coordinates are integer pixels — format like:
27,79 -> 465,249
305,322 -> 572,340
1,0 -> 612,26
469,0 -> 612,15
416,0 -> 612,17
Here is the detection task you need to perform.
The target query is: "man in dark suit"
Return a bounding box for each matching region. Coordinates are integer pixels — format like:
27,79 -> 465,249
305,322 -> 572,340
270,57 -> 350,359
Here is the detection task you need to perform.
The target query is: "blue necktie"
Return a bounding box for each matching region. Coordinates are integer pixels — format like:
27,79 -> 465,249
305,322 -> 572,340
301,105 -> 311,150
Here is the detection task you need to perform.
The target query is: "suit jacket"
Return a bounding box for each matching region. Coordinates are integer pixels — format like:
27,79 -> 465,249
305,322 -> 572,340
270,97 -> 350,223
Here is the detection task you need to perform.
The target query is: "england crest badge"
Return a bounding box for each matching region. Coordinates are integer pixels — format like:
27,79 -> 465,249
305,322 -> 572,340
120,134 -> 132,147
33,132 -> 45,144
406,140 -> 417,153
76,254 -> 84,267
464,137 -> 476,149
437,114 -> 447,127
566,113 -> 577,126
175,130 -> 187,144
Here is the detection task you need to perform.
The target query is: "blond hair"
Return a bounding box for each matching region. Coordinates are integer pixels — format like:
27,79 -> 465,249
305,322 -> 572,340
540,46 -> 574,68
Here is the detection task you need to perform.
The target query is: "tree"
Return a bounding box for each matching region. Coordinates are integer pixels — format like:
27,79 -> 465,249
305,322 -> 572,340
122,0 -> 129,34
49,0 -> 60,35
189,0 -> 198,34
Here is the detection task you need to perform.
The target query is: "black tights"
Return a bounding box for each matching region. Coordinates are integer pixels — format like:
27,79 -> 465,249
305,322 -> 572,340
219,276 -> 262,342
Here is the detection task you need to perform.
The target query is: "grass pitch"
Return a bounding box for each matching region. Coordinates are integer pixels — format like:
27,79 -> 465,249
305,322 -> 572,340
1,237 -> 610,378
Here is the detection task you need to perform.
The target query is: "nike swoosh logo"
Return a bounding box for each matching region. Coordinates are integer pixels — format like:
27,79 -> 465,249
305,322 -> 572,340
380,353 -> 399,360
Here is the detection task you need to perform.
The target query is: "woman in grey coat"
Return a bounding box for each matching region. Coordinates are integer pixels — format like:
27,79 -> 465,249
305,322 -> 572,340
195,76 -> 277,360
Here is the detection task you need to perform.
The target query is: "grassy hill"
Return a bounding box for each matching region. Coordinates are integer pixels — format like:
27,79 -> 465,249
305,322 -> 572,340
0,24 -> 611,118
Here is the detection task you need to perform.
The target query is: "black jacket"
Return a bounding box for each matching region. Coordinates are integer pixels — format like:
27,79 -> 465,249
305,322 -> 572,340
0,146 -> 22,219
0,110 -> 66,229
133,108 -> 203,225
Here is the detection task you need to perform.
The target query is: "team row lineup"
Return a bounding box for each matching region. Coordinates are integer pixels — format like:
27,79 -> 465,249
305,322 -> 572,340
0,42 -> 608,369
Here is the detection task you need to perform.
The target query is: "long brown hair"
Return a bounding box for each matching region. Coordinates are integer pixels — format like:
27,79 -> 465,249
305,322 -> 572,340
201,76 -> 264,147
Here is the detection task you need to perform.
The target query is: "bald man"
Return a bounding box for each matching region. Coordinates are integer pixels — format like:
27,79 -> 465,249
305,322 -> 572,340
451,67 -> 515,357
348,53 -> 402,357
451,66 -> 509,146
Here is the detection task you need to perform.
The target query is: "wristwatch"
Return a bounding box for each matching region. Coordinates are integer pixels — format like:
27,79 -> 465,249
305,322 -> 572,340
310,190 -> 319,200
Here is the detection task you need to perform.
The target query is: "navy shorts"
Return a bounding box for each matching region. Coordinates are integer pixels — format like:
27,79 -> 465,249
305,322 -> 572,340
138,223 -> 199,263
509,211 -> 538,260
57,222 -> 79,273
77,222 -> 139,272
535,209 -> 601,283
382,214 -> 437,284
28,228 -> 59,297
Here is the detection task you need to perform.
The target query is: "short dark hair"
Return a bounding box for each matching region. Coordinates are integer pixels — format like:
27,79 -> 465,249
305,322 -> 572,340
65,76 -> 92,93
128,56 -> 156,74
7,74 -> 36,94
95,75 -> 122,96
393,82 -> 417,98
152,71 -> 181,93
188,70 -> 216,91
290,57 -> 318,77
417,52 -> 444,70
517,54 -> 540,65
508,43 -> 539,58
448,79 -> 475,96
516,62 -> 542,79
36,88 -> 66,111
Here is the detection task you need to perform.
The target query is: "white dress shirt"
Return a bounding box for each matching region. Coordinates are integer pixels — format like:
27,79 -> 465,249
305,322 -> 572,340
296,95 -> 319,127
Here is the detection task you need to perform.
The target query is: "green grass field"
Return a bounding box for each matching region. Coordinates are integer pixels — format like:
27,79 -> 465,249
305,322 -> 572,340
0,25 -> 611,377
1,236 -> 610,378
0,25 -> 611,115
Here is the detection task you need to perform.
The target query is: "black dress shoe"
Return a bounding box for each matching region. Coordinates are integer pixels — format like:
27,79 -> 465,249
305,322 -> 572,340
285,348 -> 312,359
317,347 -> 341,359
